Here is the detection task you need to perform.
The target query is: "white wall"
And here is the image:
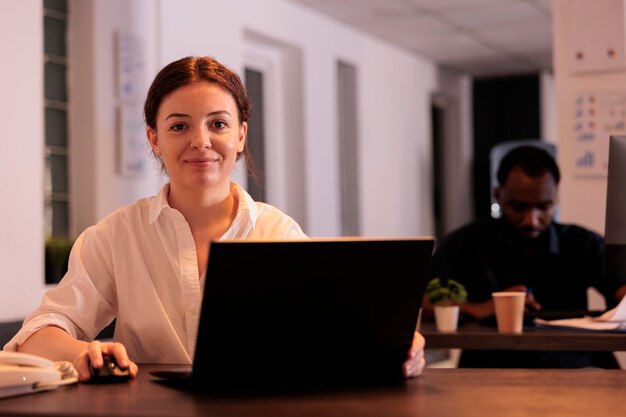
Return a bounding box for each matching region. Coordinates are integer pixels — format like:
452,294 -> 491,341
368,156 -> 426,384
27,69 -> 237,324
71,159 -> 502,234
70,0 -> 165,236
540,70 -> 557,146
358,44 -> 437,236
0,1 -> 46,320
553,0 -> 621,317
553,0 -> 618,235
0,0 -> 454,322
436,70 -> 474,235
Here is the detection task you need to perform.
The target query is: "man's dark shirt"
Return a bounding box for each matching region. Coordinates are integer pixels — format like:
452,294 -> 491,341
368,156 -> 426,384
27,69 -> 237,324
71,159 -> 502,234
431,216 -> 626,368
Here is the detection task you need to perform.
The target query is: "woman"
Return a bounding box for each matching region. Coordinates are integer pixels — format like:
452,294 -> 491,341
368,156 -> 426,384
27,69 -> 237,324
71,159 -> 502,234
5,56 -> 425,381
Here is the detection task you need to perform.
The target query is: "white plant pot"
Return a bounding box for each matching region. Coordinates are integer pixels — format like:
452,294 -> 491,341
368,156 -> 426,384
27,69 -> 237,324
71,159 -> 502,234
433,305 -> 460,333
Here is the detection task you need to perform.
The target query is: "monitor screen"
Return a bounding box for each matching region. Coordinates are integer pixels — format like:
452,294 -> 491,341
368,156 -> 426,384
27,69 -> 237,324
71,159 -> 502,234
604,135 -> 626,280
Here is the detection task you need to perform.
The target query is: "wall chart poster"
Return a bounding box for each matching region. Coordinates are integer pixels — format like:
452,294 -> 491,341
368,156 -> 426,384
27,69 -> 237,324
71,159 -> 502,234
118,104 -> 147,178
572,91 -> 626,177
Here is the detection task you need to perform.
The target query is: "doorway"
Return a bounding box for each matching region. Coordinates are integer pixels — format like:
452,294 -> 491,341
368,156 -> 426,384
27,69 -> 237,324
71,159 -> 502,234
472,74 -> 541,220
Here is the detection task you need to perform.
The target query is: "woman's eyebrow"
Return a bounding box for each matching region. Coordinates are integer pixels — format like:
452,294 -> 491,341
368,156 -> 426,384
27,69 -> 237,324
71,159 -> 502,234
207,110 -> 231,117
164,110 -> 232,120
165,112 -> 190,120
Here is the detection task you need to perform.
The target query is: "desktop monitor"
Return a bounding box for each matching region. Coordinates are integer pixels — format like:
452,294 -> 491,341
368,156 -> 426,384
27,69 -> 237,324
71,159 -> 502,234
604,135 -> 626,282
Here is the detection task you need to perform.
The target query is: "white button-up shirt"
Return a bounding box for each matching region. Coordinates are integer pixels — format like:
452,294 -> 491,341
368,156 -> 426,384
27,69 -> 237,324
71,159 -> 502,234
4,183 -> 307,364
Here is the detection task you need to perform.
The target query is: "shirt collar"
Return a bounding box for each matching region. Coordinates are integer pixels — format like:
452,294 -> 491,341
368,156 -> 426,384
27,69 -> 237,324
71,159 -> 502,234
496,218 -> 561,255
228,182 -> 259,234
546,222 -> 560,254
147,182 -> 259,231
148,183 -> 172,224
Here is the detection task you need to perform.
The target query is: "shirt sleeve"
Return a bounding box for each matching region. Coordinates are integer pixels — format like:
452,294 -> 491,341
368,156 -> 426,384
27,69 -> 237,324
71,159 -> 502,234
250,202 -> 308,239
3,229 -> 117,351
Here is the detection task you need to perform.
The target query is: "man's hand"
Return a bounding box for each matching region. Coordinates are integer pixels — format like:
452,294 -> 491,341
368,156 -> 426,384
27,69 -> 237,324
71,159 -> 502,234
505,285 -> 541,311
460,285 -> 541,320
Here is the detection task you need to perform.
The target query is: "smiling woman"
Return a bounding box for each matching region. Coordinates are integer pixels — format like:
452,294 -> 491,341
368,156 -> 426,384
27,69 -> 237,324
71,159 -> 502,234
6,55 -> 427,383
5,56 -> 308,382
146,82 -> 246,197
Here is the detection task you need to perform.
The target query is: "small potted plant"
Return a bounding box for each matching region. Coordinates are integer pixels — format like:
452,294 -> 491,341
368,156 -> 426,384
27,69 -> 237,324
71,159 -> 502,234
426,277 -> 467,332
45,236 -> 74,285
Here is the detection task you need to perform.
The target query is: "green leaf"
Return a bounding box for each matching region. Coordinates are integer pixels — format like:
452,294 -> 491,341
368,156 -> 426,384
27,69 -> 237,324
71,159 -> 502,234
425,277 -> 467,305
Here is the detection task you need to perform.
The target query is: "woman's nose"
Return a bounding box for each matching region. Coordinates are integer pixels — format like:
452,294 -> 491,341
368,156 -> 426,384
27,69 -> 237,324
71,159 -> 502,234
191,127 -> 211,150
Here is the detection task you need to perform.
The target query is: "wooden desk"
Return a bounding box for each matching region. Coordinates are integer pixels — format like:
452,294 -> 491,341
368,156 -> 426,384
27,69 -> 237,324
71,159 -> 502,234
1,365 -> 626,417
421,321 -> 626,351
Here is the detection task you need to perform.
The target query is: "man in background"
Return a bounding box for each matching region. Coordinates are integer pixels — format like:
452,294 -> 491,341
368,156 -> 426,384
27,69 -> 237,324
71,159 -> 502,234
429,145 -> 626,368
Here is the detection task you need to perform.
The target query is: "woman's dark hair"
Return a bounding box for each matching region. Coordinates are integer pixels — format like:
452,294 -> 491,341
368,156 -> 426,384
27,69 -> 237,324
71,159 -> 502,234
144,56 -> 261,184
497,145 -> 560,186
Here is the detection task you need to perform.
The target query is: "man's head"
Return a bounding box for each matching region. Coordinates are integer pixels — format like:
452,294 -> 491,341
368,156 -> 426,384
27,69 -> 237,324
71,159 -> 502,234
494,145 -> 560,239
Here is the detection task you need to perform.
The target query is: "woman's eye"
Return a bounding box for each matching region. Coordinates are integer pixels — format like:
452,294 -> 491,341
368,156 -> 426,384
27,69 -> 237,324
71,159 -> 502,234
212,120 -> 227,129
171,123 -> 186,132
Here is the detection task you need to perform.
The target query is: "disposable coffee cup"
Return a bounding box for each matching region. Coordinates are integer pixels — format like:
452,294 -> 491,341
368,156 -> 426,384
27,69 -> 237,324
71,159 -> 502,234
492,291 -> 526,333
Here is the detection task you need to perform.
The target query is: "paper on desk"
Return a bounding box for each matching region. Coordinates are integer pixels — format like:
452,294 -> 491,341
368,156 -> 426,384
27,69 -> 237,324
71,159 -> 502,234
533,294 -> 626,331
534,317 -> 626,331
591,293 -> 626,322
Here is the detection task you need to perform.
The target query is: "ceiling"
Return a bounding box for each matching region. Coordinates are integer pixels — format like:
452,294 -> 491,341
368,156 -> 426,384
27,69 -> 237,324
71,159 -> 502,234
286,0 -> 553,78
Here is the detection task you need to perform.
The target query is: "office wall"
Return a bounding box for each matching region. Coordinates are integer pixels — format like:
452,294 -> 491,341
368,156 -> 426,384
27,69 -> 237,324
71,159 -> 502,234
0,1 -> 46,320
540,70 -> 557,147
553,0 -> 622,235
0,0 -> 445,322
553,0 -> 626,327
69,0 -> 164,236
434,70 -> 474,235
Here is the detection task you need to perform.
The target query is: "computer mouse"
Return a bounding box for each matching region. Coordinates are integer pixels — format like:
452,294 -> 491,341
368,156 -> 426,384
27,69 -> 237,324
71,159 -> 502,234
87,354 -> 130,384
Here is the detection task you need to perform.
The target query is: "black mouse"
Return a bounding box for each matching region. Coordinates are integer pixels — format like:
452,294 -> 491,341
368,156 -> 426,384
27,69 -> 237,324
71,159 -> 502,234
87,354 -> 130,383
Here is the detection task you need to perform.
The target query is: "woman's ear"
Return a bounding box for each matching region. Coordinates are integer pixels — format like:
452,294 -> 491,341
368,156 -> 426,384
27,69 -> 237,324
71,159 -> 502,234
146,127 -> 160,155
237,122 -> 248,153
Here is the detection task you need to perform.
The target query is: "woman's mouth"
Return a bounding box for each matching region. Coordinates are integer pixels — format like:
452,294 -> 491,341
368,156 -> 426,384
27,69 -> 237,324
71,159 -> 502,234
185,157 -> 217,167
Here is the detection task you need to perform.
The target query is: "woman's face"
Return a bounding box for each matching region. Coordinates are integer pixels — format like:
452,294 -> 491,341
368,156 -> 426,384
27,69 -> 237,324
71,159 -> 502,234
147,81 -> 246,191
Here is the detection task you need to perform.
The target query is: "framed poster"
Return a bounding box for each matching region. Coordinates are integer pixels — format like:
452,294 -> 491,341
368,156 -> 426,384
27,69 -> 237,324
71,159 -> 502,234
118,104 -> 147,178
572,91 -> 626,177
116,32 -> 147,100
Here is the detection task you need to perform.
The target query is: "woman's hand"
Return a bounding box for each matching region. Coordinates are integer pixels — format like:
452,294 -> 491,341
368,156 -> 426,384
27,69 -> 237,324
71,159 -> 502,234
402,331 -> 426,378
73,340 -> 139,382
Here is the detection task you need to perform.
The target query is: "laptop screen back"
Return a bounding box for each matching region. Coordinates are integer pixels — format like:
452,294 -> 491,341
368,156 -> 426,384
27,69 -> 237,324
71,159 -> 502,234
192,237 -> 434,391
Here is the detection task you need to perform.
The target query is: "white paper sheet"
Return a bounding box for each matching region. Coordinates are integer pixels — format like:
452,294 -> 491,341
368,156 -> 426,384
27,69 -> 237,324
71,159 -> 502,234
534,317 -> 626,331
591,293 -> 626,322
533,294 -> 626,331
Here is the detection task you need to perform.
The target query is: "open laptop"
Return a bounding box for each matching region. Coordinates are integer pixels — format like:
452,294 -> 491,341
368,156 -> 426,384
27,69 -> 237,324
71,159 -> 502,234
153,236 -> 434,392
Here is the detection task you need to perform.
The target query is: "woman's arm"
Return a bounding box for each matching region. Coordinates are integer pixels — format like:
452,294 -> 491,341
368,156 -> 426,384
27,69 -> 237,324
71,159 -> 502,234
17,325 -> 88,361
17,325 -> 138,382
